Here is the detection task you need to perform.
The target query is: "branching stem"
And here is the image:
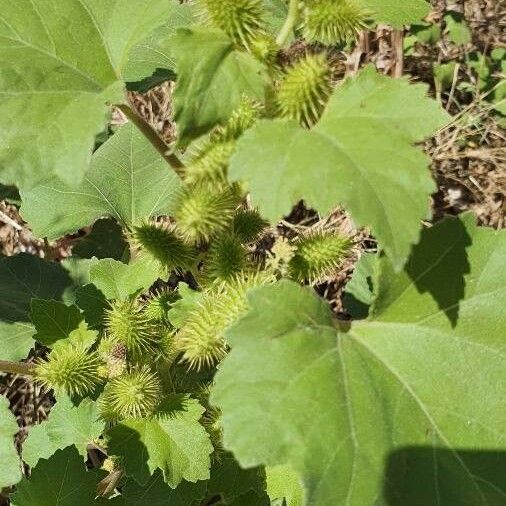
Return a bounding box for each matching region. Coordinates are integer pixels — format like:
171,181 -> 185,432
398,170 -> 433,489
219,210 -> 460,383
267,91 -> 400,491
0,360 -> 36,376
117,104 -> 186,178
276,0 -> 299,47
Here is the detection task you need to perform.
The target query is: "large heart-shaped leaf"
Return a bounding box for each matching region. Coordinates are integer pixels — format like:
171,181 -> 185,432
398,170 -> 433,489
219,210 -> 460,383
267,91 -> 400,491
0,0 -> 173,189
21,124 -> 182,240
212,215 -> 506,505
230,66 -> 449,269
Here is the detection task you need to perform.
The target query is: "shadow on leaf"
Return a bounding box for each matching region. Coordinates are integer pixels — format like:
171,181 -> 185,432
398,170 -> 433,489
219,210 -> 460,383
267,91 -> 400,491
384,446 -> 506,505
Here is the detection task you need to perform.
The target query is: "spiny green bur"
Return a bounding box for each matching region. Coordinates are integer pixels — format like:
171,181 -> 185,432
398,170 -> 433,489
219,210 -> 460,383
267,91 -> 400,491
304,0 -> 369,45
289,229 -> 352,283
277,53 -> 333,127
35,344 -> 102,397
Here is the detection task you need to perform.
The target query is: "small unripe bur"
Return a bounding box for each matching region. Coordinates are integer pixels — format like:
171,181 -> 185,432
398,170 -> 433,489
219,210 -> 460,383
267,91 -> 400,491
304,0 -> 369,45
207,233 -> 247,281
105,299 -> 160,359
131,221 -> 196,271
144,289 -> 180,323
35,343 -> 102,397
198,0 -> 265,48
174,185 -> 239,243
277,53 -> 333,127
289,229 -> 352,283
100,367 -> 162,420
233,208 -> 268,243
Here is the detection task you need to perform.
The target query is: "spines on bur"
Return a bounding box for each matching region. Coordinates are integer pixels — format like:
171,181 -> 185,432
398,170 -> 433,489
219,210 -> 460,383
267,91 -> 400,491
105,299 -> 160,359
174,184 -> 239,243
288,229 -> 352,283
233,208 -> 268,243
35,343 -> 102,397
277,53 -> 333,127
197,0 -> 265,49
131,221 -> 196,272
206,233 -> 247,281
100,367 -> 162,420
304,0 -> 369,45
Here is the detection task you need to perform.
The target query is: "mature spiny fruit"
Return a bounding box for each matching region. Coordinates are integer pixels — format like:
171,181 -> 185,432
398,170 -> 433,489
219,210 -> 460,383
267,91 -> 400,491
100,367 -> 162,420
144,289 -> 180,324
233,208 -> 268,243
207,233 -> 247,281
304,0 -> 369,45
198,0 -> 265,48
177,273 -> 273,370
131,221 -> 195,271
35,343 -> 102,396
185,140 -> 235,188
105,299 -> 160,359
212,99 -> 262,143
98,338 -> 127,379
174,184 -> 239,242
277,53 -> 333,127
288,229 -> 352,283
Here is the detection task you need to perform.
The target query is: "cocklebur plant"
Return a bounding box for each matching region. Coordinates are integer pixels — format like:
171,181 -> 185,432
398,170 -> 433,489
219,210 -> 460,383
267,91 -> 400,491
0,1 -> 503,505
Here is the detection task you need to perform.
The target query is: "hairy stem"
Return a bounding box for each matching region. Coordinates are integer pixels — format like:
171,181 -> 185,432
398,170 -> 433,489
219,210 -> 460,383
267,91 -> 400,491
117,104 -> 186,178
0,360 -> 36,376
276,0 -> 299,46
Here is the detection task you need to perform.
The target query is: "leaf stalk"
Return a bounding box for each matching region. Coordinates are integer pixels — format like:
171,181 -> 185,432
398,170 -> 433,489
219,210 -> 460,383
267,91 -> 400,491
276,0 -> 299,47
0,360 -> 36,376
117,104 -> 185,178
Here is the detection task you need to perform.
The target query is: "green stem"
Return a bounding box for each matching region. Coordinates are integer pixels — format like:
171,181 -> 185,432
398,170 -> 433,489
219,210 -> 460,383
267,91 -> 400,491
0,360 -> 36,376
276,0 -> 299,47
117,104 -> 186,178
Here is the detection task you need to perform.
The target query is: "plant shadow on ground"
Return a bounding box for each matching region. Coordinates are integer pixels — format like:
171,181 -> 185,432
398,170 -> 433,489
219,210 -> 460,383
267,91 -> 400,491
383,447 -> 506,505
406,216 -> 471,327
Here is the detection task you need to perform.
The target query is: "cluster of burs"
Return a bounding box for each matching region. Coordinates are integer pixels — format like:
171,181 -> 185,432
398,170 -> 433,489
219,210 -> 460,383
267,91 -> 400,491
34,0 -> 363,432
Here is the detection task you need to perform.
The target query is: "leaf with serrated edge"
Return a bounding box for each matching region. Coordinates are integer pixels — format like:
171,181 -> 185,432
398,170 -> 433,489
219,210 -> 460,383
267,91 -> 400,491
0,322 -> 34,361
11,446 -> 100,506
0,254 -> 72,323
230,66 -> 449,269
20,124 -> 182,240
108,395 -> 213,486
0,396 -> 22,488
0,0 -> 174,190
23,396 -> 103,468
90,258 -> 161,301
30,300 -> 83,347
359,0 -> 430,27
170,28 -> 266,144
212,216 -> 506,505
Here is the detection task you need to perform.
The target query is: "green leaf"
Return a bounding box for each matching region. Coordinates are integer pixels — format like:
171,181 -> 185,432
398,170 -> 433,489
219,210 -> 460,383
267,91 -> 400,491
30,300 -> 83,347
11,446 -> 100,506
170,28 -> 266,144
0,254 -> 72,322
0,0 -> 173,190
212,216 -> 506,505
444,12 -> 472,45
266,465 -> 304,506
123,471 -> 207,506
0,321 -> 34,361
207,453 -> 266,503
90,258 -> 161,301
73,219 -> 129,261
167,283 -> 203,328
343,252 -> 378,319
228,491 -> 270,506
20,124 -> 182,240
230,66 -> 449,269
0,395 -> 22,489
23,396 -> 103,468
359,0 -> 430,27
76,284 -> 109,330
108,395 -> 213,487
123,1 -> 195,86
